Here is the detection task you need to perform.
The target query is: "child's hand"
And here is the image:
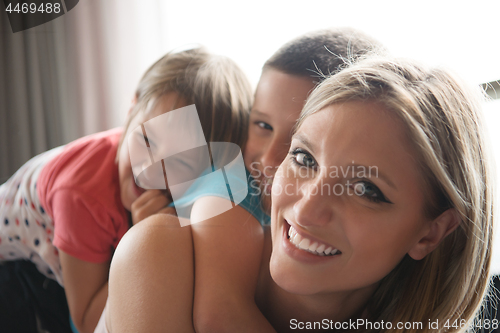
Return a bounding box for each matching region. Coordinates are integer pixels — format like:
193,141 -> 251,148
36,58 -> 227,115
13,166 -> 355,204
131,190 -> 176,225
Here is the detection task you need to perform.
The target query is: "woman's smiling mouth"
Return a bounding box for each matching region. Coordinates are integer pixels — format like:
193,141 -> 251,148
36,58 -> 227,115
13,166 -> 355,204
284,220 -> 342,258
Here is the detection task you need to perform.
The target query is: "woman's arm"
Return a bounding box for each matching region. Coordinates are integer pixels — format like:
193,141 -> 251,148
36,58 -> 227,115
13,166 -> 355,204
59,252 -> 109,333
190,196 -> 276,333
106,214 -> 196,333
106,199 -> 275,332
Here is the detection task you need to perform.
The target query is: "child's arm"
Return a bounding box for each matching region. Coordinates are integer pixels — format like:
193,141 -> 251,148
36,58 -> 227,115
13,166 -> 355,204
58,189 -> 174,333
190,196 -> 276,333
131,189 -> 176,225
59,251 -> 109,333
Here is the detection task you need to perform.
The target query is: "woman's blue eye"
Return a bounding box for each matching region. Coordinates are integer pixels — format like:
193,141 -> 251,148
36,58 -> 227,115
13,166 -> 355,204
291,150 -> 316,168
353,181 -> 392,204
256,121 -> 273,131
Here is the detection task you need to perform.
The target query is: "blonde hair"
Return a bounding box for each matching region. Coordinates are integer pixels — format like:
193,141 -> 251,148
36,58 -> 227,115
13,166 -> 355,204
297,57 -> 495,332
117,47 -> 253,157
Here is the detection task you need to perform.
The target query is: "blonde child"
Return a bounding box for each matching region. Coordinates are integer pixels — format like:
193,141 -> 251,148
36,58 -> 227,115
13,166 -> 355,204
0,47 -> 252,333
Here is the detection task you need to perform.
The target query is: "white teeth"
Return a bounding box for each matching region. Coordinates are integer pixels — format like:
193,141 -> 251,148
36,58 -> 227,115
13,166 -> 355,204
294,233 -> 302,244
298,238 -> 310,250
287,225 -> 339,256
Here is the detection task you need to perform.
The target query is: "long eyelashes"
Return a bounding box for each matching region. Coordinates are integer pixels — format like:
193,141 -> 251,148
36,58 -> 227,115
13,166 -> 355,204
288,148 -> 392,204
289,148 -> 317,168
351,181 -> 393,204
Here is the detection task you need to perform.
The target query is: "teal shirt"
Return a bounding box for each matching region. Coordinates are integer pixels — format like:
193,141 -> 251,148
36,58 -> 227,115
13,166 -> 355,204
170,167 -> 270,226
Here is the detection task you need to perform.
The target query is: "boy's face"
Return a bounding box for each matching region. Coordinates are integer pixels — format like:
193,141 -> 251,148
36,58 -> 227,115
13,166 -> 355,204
244,69 -> 316,212
118,92 -> 187,211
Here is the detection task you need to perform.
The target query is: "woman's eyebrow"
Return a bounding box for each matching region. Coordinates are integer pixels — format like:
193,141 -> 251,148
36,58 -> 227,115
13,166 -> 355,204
351,163 -> 397,190
292,133 -> 315,151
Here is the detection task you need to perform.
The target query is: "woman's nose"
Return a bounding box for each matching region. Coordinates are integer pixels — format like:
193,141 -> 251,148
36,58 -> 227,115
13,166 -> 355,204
293,178 -> 334,227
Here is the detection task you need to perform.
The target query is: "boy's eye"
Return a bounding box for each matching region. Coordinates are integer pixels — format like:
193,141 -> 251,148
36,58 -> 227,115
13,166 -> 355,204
353,181 -> 392,204
290,149 -> 316,168
255,121 -> 273,131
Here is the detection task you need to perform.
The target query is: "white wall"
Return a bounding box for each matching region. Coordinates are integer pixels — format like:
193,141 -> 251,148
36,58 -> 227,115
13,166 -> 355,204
105,0 -> 500,125
484,99 -> 500,274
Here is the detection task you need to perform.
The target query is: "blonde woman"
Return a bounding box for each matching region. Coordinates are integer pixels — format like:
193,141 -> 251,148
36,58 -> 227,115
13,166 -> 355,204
108,55 -> 494,333
263,56 -> 494,332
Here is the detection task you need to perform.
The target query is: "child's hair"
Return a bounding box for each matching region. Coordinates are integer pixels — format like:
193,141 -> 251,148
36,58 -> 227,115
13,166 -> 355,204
117,47 -> 253,157
297,56 -> 495,332
264,27 -> 385,79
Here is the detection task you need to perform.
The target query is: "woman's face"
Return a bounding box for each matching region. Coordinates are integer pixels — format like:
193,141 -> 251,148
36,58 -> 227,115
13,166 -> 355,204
244,69 -> 316,212
269,100 -> 433,297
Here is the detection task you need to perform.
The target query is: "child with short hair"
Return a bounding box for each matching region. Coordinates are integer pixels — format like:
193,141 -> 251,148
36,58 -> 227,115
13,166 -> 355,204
245,27 -> 385,212
0,46 -> 253,333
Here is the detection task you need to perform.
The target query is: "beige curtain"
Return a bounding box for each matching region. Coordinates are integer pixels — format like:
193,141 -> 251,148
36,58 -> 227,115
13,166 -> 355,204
0,0 -> 162,182
1,13 -> 70,181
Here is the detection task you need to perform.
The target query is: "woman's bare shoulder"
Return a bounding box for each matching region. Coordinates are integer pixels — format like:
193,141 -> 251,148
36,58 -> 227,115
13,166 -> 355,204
113,214 -> 191,266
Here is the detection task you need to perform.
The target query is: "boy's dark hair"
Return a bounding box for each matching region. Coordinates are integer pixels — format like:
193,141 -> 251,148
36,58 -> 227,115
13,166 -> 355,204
264,27 -> 384,79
